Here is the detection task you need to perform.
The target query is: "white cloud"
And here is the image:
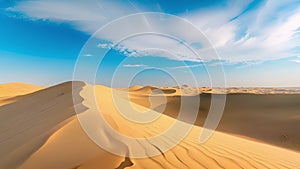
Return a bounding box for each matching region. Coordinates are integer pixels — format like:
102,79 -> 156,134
83,54 -> 92,57
98,33 -> 205,62
8,0 -> 300,64
123,64 -> 147,67
8,0 -> 138,34
181,1 -> 300,63
97,43 -> 114,49
168,64 -> 203,69
290,59 -> 300,63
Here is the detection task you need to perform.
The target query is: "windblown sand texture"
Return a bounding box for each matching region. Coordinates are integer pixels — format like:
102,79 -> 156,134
0,82 -> 300,168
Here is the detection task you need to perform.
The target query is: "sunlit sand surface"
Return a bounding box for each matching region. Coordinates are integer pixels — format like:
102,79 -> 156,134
0,82 -> 300,168
0,82 -> 44,106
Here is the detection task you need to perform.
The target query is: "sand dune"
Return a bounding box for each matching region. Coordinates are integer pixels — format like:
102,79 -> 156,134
124,86 -> 300,152
127,86 -> 177,96
0,82 -> 44,97
126,85 -> 300,95
0,82 -> 84,168
198,87 -> 300,94
1,82 -> 300,168
128,85 -> 145,91
0,82 -> 44,106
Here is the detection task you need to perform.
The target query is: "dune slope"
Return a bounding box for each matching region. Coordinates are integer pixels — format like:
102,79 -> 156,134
0,82 -> 44,97
0,82 -> 85,169
123,87 -> 300,152
1,82 -> 300,168
0,82 -> 44,106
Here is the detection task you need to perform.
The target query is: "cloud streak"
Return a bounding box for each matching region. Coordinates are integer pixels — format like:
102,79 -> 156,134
97,33 -> 205,63
290,59 -> 300,63
83,54 -> 92,57
123,64 -> 147,67
8,0 -> 300,64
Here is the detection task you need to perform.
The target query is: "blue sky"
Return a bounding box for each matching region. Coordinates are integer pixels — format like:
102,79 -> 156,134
0,0 -> 300,87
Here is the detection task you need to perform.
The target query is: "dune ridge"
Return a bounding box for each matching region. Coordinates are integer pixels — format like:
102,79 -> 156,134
0,82 -> 44,97
122,86 -> 300,152
124,85 -> 300,95
0,82 -> 44,106
0,82 -> 85,168
0,82 -> 300,168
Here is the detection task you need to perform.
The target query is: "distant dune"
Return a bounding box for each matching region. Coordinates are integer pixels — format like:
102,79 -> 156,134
123,86 -> 300,152
0,82 -> 300,168
0,82 -> 44,106
0,82 -> 44,97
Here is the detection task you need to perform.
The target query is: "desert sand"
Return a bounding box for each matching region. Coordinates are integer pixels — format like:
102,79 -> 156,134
0,82 -> 300,168
0,82 -> 44,106
123,86 -> 300,152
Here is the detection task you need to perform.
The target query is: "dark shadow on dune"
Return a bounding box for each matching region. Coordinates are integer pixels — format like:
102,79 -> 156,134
0,81 -> 87,169
152,89 -> 177,94
115,150 -> 134,169
131,93 -> 300,152
115,157 -> 134,169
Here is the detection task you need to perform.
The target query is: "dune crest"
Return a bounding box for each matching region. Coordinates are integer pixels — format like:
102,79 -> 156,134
0,82 -> 44,97
2,82 -> 296,169
0,82 -> 299,168
0,82 -> 45,106
0,82 -> 85,168
125,86 -> 300,152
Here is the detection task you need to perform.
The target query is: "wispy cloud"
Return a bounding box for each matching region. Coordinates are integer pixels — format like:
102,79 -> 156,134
182,0 -> 300,63
123,64 -> 147,67
7,0 -> 138,34
97,43 -> 115,49
290,59 -> 300,63
168,64 -> 203,69
83,54 -> 92,57
97,34 -> 204,63
8,0 -> 300,64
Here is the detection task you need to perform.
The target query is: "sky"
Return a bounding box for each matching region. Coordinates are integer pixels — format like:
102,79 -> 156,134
0,0 -> 300,87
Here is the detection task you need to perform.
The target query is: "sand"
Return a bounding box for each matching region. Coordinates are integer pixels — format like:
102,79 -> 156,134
122,86 -> 300,152
0,82 -> 300,168
0,82 -> 44,106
